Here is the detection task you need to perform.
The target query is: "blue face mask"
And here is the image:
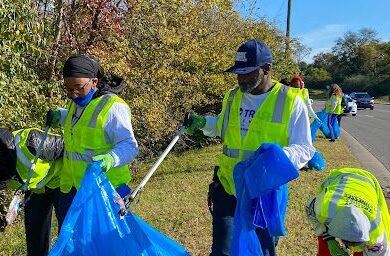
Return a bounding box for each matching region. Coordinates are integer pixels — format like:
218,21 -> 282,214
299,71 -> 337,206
72,88 -> 95,107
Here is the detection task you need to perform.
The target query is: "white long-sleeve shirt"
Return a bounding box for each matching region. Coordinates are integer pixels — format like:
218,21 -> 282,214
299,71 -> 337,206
58,101 -> 138,167
201,90 -> 315,169
304,93 -> 320,120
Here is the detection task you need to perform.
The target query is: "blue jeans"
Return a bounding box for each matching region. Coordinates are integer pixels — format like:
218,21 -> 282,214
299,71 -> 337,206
210,180 -> 279,256
327,114 -> 338,140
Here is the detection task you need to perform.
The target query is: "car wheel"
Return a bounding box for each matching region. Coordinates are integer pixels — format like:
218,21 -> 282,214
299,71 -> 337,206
352,114 -> 356,116
370,106 -> 374,110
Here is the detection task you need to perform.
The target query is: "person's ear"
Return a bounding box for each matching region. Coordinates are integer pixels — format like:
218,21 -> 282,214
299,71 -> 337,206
262,64 -> 271,75
92,78 -> 99,88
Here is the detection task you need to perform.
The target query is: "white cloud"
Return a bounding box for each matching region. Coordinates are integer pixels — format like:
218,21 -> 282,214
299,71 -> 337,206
298,24 -> 349,63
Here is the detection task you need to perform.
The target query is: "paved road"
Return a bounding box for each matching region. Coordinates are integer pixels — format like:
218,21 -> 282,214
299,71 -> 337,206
313,102 -> 390,172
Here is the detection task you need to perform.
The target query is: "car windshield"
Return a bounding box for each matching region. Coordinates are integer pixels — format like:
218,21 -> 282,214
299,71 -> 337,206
354,93 -> 370,99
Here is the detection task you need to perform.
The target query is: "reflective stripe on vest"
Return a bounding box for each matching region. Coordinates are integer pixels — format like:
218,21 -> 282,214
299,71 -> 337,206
12,129 -> 56,192
62,94 -> 131,193
221,84 -> 291,161
215,83 -> 299,195
319,168 -> 389,246
221,88 -> 238,140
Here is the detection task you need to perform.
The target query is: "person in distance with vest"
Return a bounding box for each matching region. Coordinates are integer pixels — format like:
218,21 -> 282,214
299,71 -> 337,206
184,39 -> 315,256
289,75 -> 321,123
0,127 -> 63,255
306,168 -> 390,256
325,84 -> 343,142
46,55 -> 139,229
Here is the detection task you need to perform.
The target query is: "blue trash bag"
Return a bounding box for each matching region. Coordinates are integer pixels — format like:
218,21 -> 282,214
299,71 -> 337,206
317,111 -> 340,139
310,119 -> 322,143
231,143 -> 299,256
231,164 -> 264,256
317,111 -> 331,138
308,151 -> 326,171
253,185 -> 288,236
49,162 -> 190,256
242,143 -> 298,199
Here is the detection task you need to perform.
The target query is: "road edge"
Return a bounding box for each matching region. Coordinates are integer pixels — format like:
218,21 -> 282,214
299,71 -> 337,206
341,128 -> 390,206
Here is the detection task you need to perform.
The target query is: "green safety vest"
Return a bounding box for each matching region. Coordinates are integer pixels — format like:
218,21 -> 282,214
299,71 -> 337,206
326,94 -> 343,115
317,168 -> 390,251
300,88 -> 309,101
62,94 -> 131,193
215,82 -> 300,195
10,128 -> 62,193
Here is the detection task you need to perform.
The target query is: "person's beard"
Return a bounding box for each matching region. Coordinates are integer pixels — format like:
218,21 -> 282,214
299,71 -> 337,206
239,69 -> 265,93
239,80 -> 259,93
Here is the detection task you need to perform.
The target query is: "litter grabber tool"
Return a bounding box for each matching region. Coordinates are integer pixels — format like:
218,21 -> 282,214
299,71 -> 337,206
120,113 -> 191,216
5,126 -> 50,225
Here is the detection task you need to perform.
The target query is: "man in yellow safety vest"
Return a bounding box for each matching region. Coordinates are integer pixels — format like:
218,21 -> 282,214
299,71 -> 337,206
185,39 -> 315,256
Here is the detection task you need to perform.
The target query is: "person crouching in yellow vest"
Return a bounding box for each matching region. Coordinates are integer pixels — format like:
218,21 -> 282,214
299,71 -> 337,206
46,55 -> 139,230
306,168 -> 390,256
0,127 -> 63,255
184,39 -> 315,256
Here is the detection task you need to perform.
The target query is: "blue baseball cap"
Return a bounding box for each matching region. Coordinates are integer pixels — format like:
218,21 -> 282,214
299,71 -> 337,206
225,39 -> 273,75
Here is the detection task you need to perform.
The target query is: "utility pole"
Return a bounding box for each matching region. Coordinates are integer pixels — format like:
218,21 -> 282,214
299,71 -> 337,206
286,0 -> 292,52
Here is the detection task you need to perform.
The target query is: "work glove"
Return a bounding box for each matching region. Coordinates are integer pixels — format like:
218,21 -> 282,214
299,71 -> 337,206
326,239 -> 349,256
184,113 -> 206,135
46,109 -> 61,128
92,153 -> 114,172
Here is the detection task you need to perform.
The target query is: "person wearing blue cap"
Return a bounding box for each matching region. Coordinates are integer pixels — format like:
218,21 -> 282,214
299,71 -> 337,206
184,39 -> 315,255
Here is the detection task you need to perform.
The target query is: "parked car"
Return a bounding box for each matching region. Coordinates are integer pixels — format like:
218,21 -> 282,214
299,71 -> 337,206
342,94 -> 357,116
350,92 -> 374,110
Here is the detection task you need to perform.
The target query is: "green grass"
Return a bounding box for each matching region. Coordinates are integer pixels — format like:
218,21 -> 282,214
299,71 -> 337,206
0,133 -> 360,256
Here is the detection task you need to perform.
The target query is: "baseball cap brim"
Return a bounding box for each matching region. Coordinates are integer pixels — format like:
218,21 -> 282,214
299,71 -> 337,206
224,66 -> 259,75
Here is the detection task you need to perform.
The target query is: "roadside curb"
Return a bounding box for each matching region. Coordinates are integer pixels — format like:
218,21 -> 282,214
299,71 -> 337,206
341,128 -> 390,206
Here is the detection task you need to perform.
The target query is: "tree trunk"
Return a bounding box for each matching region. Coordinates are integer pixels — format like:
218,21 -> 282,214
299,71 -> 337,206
48,0 -> 64,80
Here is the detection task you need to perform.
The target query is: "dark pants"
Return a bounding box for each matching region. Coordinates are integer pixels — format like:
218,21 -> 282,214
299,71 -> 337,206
24,187 -> 60,256
210,180 -> 279,256
56,187 -> 78,230
327,114 -> 338,140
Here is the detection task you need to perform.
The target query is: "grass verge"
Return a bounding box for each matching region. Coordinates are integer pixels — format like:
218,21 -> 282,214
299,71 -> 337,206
0,133 -> 360,256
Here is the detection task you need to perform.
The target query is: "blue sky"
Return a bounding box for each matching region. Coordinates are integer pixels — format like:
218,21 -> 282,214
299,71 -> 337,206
234,0 -> 390,63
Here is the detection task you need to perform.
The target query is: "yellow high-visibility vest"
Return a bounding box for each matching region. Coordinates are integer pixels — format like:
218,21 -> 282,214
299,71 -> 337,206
62,94 -> 131,193
317,168 -> 390,251
10,128 -> 62,193
215,82 -> 300,195
326,95 -> 343,114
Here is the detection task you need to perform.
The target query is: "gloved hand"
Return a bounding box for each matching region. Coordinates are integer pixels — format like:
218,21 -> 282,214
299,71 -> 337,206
46,110 -> 61,128
184,113 -> 206,135
326,239 -> 349,256
92,153 -> 114,172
